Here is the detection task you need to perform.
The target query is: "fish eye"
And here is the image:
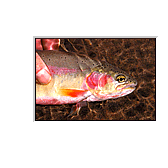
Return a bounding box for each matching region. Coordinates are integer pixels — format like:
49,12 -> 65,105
116,75 -> 126,83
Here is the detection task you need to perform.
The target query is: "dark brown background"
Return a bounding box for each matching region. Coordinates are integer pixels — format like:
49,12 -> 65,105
36,38 -> 156,121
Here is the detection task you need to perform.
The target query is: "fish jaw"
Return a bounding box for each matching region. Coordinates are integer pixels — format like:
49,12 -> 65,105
106,83 -> 136,99
101,80 -> 137,99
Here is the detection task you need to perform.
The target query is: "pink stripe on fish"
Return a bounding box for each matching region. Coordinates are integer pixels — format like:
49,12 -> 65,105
47,65 -> 79,76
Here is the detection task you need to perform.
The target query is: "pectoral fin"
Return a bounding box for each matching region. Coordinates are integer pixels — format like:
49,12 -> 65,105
57,89 -> 87,97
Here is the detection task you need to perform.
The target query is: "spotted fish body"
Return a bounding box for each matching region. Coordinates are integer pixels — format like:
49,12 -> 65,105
36,50 -> 137,106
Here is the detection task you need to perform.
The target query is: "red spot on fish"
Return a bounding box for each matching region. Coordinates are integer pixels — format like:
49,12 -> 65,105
58,89 -> 87,97
98,74 -> 108,87
86,72 -> 111,89
86,72 -> 99,89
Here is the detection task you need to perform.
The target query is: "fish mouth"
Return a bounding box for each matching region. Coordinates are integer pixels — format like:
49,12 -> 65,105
116,81 -> 137,91
105,82 -> 137,99
117,82 -> 137,97
123,83 -> 137,90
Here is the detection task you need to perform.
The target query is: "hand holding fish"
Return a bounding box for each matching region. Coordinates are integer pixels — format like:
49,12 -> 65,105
36,53 -> 51,84
36,39 -> 60,84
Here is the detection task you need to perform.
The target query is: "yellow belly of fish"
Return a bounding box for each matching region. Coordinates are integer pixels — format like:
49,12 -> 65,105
36,73 -> 86,98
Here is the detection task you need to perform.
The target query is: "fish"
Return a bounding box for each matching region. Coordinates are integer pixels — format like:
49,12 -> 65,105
36,50 -> 137,115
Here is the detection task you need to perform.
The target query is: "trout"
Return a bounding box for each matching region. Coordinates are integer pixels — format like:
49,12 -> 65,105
36,50 -> 137,113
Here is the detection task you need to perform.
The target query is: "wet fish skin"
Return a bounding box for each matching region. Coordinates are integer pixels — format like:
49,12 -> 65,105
36,50 -> 137,109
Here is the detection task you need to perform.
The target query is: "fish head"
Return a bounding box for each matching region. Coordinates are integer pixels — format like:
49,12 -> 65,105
86,62 -> 137,100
